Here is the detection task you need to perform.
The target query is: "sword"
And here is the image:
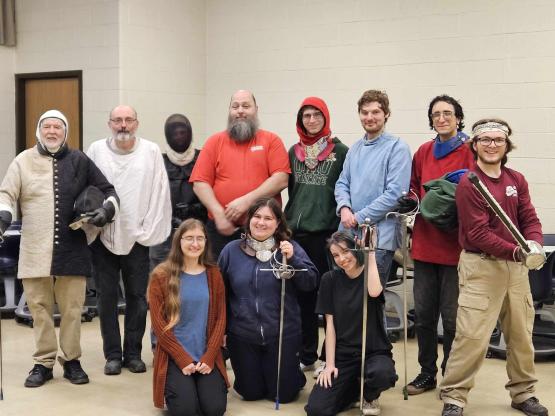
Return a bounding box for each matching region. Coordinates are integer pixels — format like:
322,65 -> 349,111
467,172 -> 546,269
260,249 -> 307,410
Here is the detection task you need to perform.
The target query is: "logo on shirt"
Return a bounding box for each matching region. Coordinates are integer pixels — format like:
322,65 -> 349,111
250,145 -> 264,152
506,185 -> 517,197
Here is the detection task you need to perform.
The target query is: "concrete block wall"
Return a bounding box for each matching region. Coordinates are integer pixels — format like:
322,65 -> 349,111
14,0 -> 120,148
0,47 -> 15,178
205,0 -> 555,231
119,0 -> 206,147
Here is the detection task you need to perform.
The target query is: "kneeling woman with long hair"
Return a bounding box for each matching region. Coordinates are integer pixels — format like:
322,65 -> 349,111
305,231 -> 398,416
219,197 -> 318,404
149,219 -> 229,416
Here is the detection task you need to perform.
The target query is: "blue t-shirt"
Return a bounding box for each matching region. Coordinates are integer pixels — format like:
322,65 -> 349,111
173,271 -> 209,362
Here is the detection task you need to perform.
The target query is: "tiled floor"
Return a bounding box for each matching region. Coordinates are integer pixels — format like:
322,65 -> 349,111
0,315 -> 554,416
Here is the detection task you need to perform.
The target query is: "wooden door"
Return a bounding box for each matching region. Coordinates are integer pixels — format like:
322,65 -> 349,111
16,71 -> 82,153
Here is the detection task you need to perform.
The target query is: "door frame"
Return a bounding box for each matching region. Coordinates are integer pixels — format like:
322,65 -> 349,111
15,70 -> 83,153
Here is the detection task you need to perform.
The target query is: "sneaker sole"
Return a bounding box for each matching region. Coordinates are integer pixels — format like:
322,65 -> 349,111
406,385 -> 437,395
64,374 -> 90,384
24,372 -> 53,388
511,402 -> 548,416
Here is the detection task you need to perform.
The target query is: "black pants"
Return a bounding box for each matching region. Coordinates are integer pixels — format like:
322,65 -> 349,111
206,220 -> 242,261
294,231 -> 334,365
413,260 -> 459,377
305,353 -> 398,416
227,333 -> 306,403
91,239 -> 149,361
164,359 -> 227,416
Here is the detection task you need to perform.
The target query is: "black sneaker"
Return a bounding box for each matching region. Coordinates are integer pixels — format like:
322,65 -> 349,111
63,360 -> 89,384
441,403 -> 464,416
24,364 -> 53,387
511,397 -> 548,416
123,358 -> 146,373
406,373 -> 437,395
104,359 -> 122,375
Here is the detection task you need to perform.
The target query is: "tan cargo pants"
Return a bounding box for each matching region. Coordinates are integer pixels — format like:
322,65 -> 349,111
22,276 -> 86,367
439,251 -> 537,407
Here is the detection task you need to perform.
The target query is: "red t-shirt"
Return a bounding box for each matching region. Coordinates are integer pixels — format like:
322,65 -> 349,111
410,140 -> 474,265
456,164 -> 543,260
190,129 -> 291,222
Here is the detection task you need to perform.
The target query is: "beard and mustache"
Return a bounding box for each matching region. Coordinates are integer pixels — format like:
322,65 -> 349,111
227,114 -> 259,142
114,130 -> 133,142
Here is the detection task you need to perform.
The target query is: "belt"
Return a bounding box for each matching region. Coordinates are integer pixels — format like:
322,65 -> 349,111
464,249 -> 497,260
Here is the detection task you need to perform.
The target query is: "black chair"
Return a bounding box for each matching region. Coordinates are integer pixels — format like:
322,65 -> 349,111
0,221 -> 22,313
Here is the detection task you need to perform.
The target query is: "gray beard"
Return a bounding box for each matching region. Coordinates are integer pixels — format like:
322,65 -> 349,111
115,131 -> 132,142
227,116 -> 259,142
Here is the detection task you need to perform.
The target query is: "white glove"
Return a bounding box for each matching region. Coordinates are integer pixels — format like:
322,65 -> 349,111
520,240 -> 546,270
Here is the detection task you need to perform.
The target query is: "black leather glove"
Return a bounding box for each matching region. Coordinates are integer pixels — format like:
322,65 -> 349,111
396,195 -> 417,213
0,210 -> 12,235
88,201 -> 116,227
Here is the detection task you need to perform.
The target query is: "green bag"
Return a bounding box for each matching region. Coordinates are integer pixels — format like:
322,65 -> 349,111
420,176 -> 458,231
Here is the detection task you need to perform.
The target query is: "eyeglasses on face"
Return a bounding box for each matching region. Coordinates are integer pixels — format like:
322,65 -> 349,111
302,112 -> 324,121
477,137 -> 507,146
181,236 -> 206,243
110,118 -> 137,125
431,111 -> 454,120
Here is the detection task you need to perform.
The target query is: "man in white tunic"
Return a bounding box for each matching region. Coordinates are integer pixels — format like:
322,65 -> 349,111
87,105 -> 171,375
0,110 -> 118,387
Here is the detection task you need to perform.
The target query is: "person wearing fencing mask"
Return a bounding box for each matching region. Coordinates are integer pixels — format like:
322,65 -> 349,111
218,197 -> 318,403
0,109 -> 118,388
149,114 -> 207,270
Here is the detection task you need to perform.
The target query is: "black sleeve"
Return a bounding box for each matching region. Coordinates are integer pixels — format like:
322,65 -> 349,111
84,152 -> 119,204
315,271 -> 335,315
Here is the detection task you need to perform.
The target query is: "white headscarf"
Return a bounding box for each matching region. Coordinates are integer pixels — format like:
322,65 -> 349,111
35,109 -> 68,154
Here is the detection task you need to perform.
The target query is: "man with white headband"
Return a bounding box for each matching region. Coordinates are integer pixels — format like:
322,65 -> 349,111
439,118 -> 548,416
87,105 -> 171,376
0,109 -> 119,388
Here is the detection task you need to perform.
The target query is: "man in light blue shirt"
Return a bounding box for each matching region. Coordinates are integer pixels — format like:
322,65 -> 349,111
335,89 -> 411,285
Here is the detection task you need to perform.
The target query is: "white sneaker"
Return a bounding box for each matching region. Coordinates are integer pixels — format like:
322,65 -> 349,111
313,361 -> 326,379
362,399 -> 381,415
300,362 -> 315,372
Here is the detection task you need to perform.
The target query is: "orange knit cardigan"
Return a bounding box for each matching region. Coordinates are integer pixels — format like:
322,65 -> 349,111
148,264 -> 229,409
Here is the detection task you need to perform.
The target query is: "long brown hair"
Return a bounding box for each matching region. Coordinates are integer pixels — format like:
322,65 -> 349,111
160,219 -> 214,332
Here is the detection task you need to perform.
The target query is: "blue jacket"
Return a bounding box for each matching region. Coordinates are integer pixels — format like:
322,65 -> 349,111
219,239 -> 318,345
334,131 -> 411,251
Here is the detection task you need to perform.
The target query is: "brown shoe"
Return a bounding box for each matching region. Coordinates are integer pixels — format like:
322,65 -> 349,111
406,373 -> 437,395
511,397 -> 548,416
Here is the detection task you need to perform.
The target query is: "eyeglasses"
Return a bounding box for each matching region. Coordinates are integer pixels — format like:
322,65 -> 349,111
110,118 -> 137,125
431,111 -> 454,120
181,236 -> 206,243
302,112 -> 324,121
477,137 -> 507,147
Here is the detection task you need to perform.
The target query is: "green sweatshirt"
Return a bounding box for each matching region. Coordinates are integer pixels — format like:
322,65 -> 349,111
284,137 -> 348,234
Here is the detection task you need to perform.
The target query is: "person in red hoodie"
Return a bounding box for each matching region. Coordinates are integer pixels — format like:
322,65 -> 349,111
439,118 -> 547,416
284,97 -> 348,377
399,95 -> 474,395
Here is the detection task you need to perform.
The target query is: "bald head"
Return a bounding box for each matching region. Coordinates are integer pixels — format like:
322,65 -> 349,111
229,90 -> 257,108
110,105 -> 137,120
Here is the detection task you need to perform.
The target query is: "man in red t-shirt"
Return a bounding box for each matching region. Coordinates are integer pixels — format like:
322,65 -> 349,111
439,118 -> 548,416
190,90 -> 290,258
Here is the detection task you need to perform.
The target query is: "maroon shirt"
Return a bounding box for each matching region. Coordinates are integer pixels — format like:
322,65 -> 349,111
456,164 -> 542,260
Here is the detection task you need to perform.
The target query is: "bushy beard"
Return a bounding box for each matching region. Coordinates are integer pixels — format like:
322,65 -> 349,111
227,115 -> 259,142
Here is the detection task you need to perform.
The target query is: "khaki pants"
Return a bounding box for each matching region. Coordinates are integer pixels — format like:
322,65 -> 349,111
22,276 -> 86,368
439,251 -> 537,407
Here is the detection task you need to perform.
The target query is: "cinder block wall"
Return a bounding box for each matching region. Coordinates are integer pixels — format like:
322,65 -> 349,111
205,0 -> 555,232
0,47 -> 15,178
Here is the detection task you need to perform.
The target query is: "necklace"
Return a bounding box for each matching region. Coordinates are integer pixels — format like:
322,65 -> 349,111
246,236 -> 276,262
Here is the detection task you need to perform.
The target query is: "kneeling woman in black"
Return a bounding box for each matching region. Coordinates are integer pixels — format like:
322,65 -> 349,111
305,231 -> 398,416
